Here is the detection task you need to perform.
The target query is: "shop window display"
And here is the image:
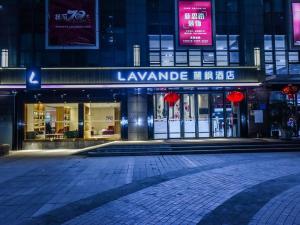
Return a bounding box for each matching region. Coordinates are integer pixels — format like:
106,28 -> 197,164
84,103 -> 121,140
25,103 -> 79,140
225,93 -> 240,137
154,94 -> 168,139
168,96 -> 181,138
212,93 -> 225,137
198,94 -> 210,137
183,94 -> 196,138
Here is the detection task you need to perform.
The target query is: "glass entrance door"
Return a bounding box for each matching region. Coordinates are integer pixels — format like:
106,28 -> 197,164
153,94 -> 168,139
198,94 -> 210,137
211,93 -> 225,137
225,94 -> 240,137
183,94 -> 196,138
168,97 -> 181,138
153,92 -> 242,139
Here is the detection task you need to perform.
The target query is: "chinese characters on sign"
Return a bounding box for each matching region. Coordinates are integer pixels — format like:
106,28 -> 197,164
46,0 -> 99,49
178,0 -> 213,46
293,2 -> 300,46
117,70 -> 236,82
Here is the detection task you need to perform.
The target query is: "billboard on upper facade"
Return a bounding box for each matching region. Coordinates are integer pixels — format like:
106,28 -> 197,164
292,2 -> 300,46
178,0 -> 213,46
45,0 -> 99,49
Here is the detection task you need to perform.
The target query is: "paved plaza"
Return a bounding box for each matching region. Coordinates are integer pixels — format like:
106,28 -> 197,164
0,151 -> 300,225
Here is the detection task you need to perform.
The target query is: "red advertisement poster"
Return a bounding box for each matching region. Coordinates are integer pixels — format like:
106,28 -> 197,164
46,0 -> 99,49
178,0 -> 213,46
293,2 -> 300,46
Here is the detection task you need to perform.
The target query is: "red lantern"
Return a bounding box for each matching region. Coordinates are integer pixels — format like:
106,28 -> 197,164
164,92 -> 180,107
226,91 -> 245,104
282,84 -> 298,99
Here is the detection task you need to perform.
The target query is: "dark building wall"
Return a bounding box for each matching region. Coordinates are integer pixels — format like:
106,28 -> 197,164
0,0 -> 19,67
240,0 -> 265,66
126,0 -> 147,66
0,93 -> 15,149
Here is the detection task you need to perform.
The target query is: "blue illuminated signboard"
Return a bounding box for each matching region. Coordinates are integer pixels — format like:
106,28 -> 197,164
26,68 -> 41,90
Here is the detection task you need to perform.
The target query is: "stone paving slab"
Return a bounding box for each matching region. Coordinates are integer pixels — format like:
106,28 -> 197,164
0,152 -> 299,225
62,158 -> 300,225
248,185 -> 300,225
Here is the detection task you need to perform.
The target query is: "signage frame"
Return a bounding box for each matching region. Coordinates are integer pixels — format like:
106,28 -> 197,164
289,0 -> 300,49
26,67 -> 41,90
175,0 -> 216,50
45,0 -> 99,50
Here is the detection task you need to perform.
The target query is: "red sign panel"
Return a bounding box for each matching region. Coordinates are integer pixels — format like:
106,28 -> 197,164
293,2 -> 300,46
46,0 -> 99,49
178,0 -> 213,46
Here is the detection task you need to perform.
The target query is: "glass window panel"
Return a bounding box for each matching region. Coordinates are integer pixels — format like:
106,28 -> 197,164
216,35 -> 228,50
276,51 -> 288,74
216,51 -> 228,66
275,35 -> 286,50
265,51 -> 273,63
154,94 -> 168,139
183,94 -> 196,138
289,52 -> 299,63
212,93 -> 225,137
189,50 -> 201,66
168,95 -> 181,138
203,52 -> 215,64
264,35 -> 273,51
275,51 -> 286,66
265,64 -> 274,75
161,35 -> 174,50
149,52 -> 160,65
229,35 -> 239,50
276,65 -> 288,75
289,64 -> 300,74
149,35 -> 160,51
198,94 -> 210,137
175,51 -> 188,65
229,51 -> 239,64
226,92 -> 240,137
161,51 -> 174,66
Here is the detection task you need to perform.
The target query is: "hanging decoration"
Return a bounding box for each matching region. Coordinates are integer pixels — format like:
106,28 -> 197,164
164,92 -> 180,107
281,84 -> 298,99
226,91 -> 245,104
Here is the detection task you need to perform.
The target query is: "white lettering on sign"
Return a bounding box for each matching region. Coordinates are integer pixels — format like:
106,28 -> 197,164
118,71 -> 190,82
117,70 -> 236,82
226,71 -> 235,80
29,71 -> 39,84
118,72 -> 126,81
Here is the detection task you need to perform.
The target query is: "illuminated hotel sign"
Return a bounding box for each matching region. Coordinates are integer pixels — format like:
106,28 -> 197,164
25,67 -> 260,89
117,69 -> 236,83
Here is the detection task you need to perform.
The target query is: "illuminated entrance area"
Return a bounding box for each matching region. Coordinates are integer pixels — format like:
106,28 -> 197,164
153,92 -> 242,139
